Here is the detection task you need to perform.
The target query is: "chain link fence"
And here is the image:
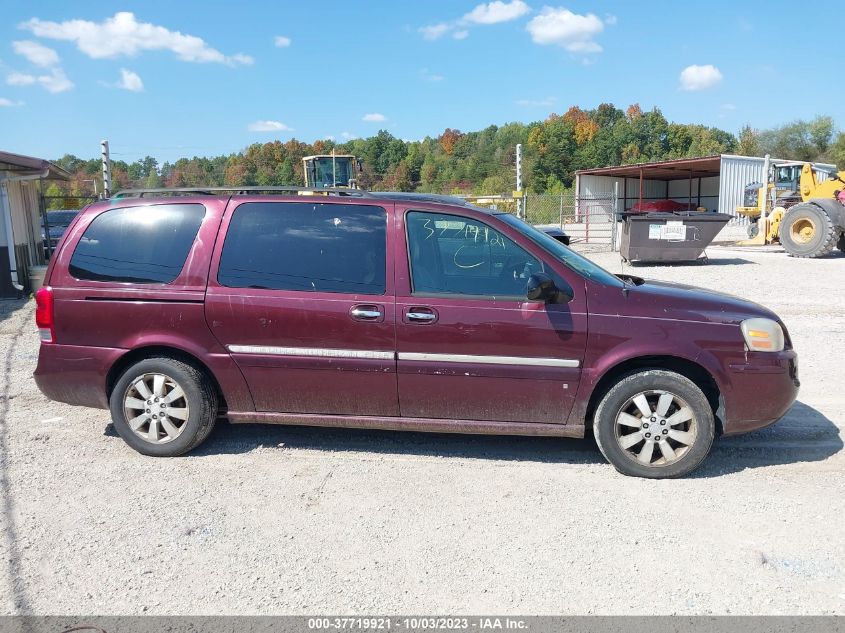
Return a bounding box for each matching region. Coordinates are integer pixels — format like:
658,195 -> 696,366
523,192 -> 618,251
41,194 -> 99,212
39,194 -> 99,260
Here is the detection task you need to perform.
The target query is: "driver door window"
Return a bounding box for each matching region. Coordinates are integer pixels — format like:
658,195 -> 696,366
406,211 -> 541,298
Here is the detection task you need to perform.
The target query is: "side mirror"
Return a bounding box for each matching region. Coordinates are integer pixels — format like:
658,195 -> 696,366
526,272 -> 573,304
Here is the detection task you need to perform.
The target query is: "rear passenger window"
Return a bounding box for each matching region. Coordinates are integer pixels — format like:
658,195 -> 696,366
69,204 -> 205,284
217,202 -> 386,294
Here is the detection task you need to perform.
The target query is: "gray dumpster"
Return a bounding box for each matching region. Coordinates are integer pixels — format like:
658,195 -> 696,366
619,211 -> 732,263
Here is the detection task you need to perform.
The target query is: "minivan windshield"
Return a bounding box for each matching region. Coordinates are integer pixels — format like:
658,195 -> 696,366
498,213 -> 623,287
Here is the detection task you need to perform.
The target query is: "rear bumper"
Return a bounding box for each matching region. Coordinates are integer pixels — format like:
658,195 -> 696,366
721,349 -> 799,435
33,343 -> 125,409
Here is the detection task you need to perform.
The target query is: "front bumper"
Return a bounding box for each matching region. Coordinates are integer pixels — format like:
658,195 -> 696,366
721,349 -> 799,435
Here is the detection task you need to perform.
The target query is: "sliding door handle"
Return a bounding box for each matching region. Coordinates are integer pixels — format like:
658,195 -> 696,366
406,307 -> 438,324
350,305 -> 383,321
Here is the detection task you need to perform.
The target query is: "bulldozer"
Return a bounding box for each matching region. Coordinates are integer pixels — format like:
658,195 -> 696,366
736,156 -> 845,258
302,153 -> 362,189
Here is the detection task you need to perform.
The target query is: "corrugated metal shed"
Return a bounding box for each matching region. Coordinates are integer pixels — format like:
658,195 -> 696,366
577,174 -> 666,213
717,155 -> 771,220
577,154 -> 839,220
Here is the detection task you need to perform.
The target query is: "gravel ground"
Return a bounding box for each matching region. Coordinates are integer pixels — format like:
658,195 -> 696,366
1,244 -> 843,615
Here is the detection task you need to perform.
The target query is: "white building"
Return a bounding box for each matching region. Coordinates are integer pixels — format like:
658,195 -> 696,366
0,151 -> 70,297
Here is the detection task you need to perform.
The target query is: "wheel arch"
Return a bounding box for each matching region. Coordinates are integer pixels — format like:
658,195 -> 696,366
106,345 -> 228,412
583,355 -> 723,436
804,197 -> 845,229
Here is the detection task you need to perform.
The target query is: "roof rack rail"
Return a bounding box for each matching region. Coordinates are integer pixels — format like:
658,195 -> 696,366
111,186 -> 372,199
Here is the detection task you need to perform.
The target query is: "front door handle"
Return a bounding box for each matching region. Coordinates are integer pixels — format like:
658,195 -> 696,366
406,307 -> 438,324
350,305 -> 383,321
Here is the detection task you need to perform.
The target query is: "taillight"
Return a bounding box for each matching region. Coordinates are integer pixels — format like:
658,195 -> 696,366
35,286 -> 54,343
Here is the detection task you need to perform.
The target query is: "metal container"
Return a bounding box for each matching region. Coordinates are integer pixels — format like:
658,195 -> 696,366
619,212 -> 732,263
28,264 -> 48,293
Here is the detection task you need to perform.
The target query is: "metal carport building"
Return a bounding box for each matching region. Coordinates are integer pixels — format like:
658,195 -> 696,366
0,150 -> 71,297
575,153 -> 834,219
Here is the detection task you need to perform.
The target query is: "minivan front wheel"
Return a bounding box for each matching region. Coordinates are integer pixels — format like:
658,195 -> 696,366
109,357 -> 218,456
593,370 -> 715,478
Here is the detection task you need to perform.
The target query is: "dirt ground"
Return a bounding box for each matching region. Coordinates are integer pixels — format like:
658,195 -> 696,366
0,244 -> 843,615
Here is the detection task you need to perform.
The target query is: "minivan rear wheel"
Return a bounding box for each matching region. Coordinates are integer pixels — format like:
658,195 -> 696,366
109,357 -> 218,456
593,370 -> 715,478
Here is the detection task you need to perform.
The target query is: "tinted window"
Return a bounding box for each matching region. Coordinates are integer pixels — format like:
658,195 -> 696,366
218,202 -> 386,294
69,204 -> 205,284
406,211 -> 543,298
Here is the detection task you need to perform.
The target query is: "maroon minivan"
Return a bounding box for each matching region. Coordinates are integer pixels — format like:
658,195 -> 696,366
33,188 -> 799,478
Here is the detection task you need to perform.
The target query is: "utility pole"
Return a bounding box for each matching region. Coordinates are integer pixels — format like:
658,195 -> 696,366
101,140 -> 112,199
515,143 -> 523,218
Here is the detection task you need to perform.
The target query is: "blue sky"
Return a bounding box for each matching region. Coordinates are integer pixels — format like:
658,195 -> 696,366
0,0 -> 841,163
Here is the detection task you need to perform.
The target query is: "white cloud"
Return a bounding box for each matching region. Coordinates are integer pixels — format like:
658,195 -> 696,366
323,135 -> 335,141
362,113 -> 386,122
39,68 -> 73,93
12,40 -> 59,67
719,103 -> 736,118
7,72 -> 36,86
0,97 -> 24,107
248,120 -> 293,132
117,68 -> 143,92
604,14 -> 618,26
274,36 -> 291,48
341,131 -> 358,140
419,23 -> 451,40
7,68 -> 73,93
421,1 -> 528,41
516,96 -> 557,107
679,64 -> 723,91
20,12 -> 253,66
230,53 -> 254,65
526,8 -> 605,53
420,68 -> 444,82
462,1 -> 530,25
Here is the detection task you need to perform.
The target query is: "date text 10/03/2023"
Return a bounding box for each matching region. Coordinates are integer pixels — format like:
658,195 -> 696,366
307,617 -> 529,630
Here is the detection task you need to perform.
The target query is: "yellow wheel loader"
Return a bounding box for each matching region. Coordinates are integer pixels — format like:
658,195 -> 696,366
736,157 -> 845,258
302,153 -> 362,189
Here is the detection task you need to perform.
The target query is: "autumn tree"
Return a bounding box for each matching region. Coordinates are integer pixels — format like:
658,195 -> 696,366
438,128 -> 463,155
51,102 -> 839,197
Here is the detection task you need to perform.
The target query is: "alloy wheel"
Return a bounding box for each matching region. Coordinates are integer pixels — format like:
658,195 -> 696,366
122,373 -> 190,444
613,390 -> 697,467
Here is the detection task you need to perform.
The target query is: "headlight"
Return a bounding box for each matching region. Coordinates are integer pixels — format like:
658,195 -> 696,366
741,318 -> 784,352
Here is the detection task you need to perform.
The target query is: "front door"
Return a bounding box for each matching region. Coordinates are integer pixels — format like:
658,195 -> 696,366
205,199 -> 398,416
395,208 -> 588,424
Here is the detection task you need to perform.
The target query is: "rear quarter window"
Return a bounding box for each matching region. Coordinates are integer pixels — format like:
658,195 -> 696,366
68,204 -> 206,284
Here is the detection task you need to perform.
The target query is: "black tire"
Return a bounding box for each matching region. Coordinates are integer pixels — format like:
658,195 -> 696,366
746,223 -> 759,239
778,203 -> 838,258
838,232 -> 845,254
109,357 -> 218,457
593,369 -> 715,478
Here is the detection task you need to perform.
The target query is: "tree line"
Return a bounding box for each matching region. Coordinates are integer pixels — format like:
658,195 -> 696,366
44,103 -> 845,206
